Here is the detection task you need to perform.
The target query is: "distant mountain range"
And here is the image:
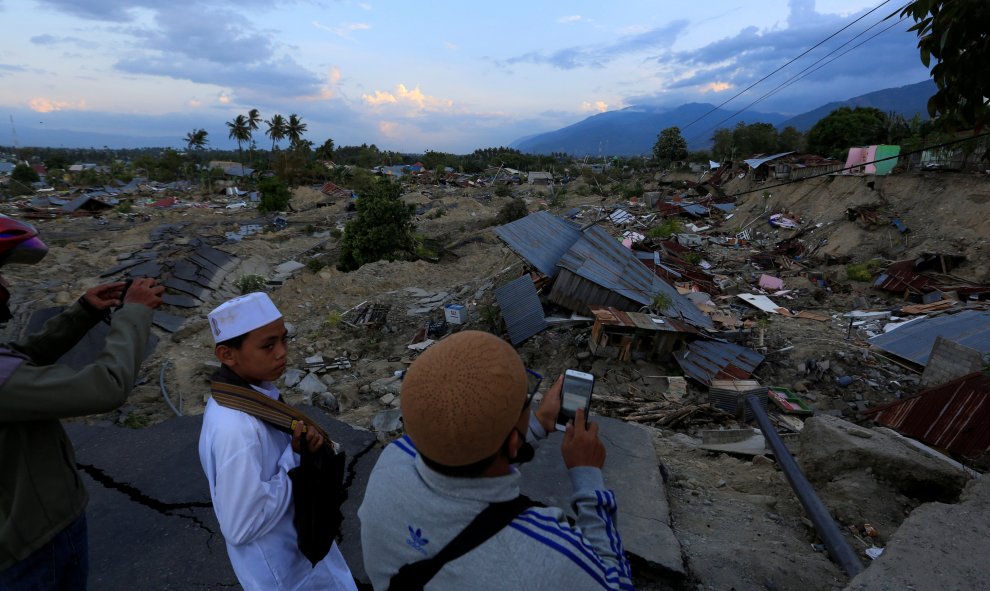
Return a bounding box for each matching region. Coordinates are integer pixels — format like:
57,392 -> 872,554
512,80 -> 935,156
778,80 -> 936,131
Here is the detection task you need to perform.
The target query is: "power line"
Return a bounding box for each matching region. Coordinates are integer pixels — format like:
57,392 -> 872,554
690,12 -> 910,143
727,131 -> 990,199
679,0 -> 894,133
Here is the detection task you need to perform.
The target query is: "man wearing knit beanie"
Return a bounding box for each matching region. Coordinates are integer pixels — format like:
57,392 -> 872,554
358,331 -> 632,590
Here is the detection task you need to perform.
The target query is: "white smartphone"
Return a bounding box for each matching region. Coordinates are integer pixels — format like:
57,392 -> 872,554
555,369 -> 595,432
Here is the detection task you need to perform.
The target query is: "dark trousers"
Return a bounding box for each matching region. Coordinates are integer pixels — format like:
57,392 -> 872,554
0,513 -> 88,591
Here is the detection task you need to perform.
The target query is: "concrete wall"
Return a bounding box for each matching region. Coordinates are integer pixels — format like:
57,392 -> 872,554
920,336 -> 985,388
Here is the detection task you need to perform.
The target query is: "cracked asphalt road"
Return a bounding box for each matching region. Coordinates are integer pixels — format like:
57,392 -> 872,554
66,411 -> 381,590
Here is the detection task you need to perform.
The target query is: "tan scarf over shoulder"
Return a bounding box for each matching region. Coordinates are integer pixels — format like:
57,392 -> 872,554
210,380 -> 332,444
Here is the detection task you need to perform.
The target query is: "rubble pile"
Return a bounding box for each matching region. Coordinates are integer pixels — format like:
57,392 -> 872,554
3,162 -> 990,590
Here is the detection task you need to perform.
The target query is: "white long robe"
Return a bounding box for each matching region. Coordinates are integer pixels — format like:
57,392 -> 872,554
199,382 -> 356,591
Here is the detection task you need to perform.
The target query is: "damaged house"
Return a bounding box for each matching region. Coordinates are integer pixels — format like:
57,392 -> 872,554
494,211 -> 712,327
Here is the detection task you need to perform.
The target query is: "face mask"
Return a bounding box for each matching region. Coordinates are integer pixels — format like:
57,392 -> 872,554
509,428 -> 535,465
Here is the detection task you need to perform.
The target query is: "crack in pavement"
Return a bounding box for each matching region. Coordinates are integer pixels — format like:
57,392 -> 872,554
334,438 -> 379,543
77,462 -> 217,544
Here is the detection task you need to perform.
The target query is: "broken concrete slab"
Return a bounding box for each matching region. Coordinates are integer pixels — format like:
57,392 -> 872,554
152,311 -> 186,333
700,429 -> 768,457
371,409 -> 403,433
519,416 -> 685,575
99,258 -> 148,278
843,477 -> 990,591
162,276 -> 210,300
282,368 -> 305,388
368,376 -> 402,395
416,292 -> 448,305
125,261 -> 163,279
296,372 -> 328,396
403,287 -> 431,298
194,246 -> 237,271
274,260 -> 306,275
161,293 -> 200,308
798,415 -> 971,503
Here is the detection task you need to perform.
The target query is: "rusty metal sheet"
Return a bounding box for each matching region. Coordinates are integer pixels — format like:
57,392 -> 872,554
867,373 -> 990,459
673,339 -> 765,386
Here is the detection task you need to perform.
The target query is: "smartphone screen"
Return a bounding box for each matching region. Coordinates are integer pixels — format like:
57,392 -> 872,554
556,370 -> 594,431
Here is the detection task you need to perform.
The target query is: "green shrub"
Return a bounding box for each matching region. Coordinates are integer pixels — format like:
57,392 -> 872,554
257,176 -> 292,212
846,259 -> 884,282
648,218 -> 684,240
495,198 -> 529,226
621,181 -> 644,200
323,311 -> 342,328
494,186 -> 512,197
234,274 -> 267,294
306,257 -> 326,273
651,293 -> 673,314
337,180 -> 416,272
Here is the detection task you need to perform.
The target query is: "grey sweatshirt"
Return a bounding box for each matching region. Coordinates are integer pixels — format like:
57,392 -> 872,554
358,435 -> 634,590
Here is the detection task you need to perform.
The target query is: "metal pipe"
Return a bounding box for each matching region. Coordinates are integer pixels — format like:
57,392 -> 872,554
160,359 -> 182,417
745,395 -> 863,577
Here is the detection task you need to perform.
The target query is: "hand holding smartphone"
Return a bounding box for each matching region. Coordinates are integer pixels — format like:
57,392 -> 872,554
555,369 -> 595,432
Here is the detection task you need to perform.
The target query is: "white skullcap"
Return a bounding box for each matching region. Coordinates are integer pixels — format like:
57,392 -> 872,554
208,292 -> 282,344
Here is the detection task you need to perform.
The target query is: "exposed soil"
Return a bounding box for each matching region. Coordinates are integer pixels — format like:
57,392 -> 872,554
3,167 -> 988,589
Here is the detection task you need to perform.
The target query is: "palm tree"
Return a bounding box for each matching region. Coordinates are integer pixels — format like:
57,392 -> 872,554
286,113 -> 307,148
247,109 -> 262,133
265,114 -> 287,166
227,115 -> 251,176
183,128 -> 209,182
246,109 -> 262,166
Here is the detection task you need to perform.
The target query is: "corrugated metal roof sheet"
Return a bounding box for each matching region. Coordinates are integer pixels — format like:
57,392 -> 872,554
494,275 -> 549,345
558,225 -> 712,328
868,309 -> 990,366
744,151 -> 795,169
680,204 -> 709,217
62,195 -> 112,213
866,372 -> 990,459
673,339 -> 765,386
589,305 -> 695,334
493,211 -> 581,277
608,209 -> 634,224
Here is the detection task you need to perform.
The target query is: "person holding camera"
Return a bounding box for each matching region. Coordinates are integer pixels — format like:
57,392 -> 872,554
359,330 -> 633,590
0,214 -> 164,589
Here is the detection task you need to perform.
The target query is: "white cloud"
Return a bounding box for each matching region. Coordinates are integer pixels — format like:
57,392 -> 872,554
557,15 -> 583,24
28,97 -> 86,112
217,92 -> 231,105
362,84 -> 454,113
314,20 -> 371,39
699,81 -> 732,93
580,100 -> 609,113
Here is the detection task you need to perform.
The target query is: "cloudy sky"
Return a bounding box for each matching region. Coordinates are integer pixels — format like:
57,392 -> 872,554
0,0 -> 929,153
